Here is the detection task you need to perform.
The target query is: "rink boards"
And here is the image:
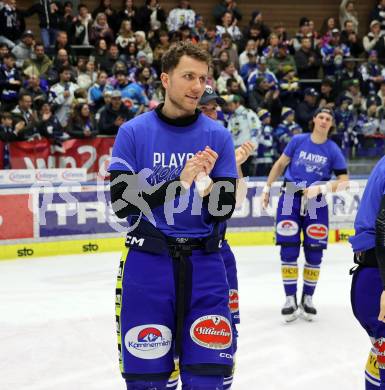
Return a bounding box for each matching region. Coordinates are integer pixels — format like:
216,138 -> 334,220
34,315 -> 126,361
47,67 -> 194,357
0,180 -> 366,260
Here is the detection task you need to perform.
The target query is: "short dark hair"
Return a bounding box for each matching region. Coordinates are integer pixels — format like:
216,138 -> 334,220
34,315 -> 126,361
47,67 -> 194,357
161,41 -> 211,73
19,92 -> 33,102
59,65 -> 71,74
0,112 -> 12,121
3,52 -> 16,60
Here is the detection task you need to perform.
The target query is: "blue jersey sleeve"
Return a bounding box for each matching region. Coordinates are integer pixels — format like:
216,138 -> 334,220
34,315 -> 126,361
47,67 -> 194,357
108,123 -> 138,172
331,143 -> 347,172
211,131 -> 238,179
283,135 -> 298,158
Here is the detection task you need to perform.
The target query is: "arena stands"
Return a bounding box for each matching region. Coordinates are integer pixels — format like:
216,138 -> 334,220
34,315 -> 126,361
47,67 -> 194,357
0,0 -> 384,176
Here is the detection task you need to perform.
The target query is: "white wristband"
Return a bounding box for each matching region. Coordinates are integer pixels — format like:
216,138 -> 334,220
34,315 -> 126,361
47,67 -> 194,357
196,175 -> 212,193
319,184 -> 327,196
262,185 -> 271,194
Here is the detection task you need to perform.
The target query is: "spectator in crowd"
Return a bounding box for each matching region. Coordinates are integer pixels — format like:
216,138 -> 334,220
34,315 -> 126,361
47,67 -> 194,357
58,1 -> 74,39
247,56 -> 277,92
166,0 -> 195,32
23,43 -> 52,78
342,24 -> 363,58
137,0 -> 166,33
113,69 -> 148,115
213,0 -> 242,25
99,43 -> 122,74
67,102 -> 97,138
334,95 -> 355,149
116,20 -> 135,51
216,11 -> 242,42
338,56 -> 362,91
319,78 -> 336,108
248,77 -> 282,126
226,77 -> 247,102
212,33 -> 239,69
377,80 -> 385,106
340,0 -> 359,34
77,59 -> 98,89
263,33 -> 280,59
37,102 -> 67,151
24,0 -> 62,50
11,92 -> 40,140
238,23 -> 264,54
278,65 -> 300,109
90,12 -> 114,45
0,111 -> 25,142
293,17 -> 312,51
267,43 -> 297,76
88,70 -> 109,111
294,36 -> 321,80
92,0 -> 118,33
274,106 -> 302,153
97,89 -> 132,135
359,50 -> 385,94
0,0 -> 25,49
134,30 -> 153,63
247,10 -> 270,41
343,78 -> 365,112
136,65 -> 157,100
240,51 -> 258,84
255,109 -> 274,176
217,61 -> 245,95
295,88 -> 319,132
223,94 -> 260,176
239,39 -> 258,69
50,65 -> 79,127
153,30 -> 170,71
48,48 -> 77,85
72,4 -> 93,46
363,20 -> 383,54
191,14 -> 206,41
20,73 -> 47,110
319,16 -> 337,45
117,0 -> 138,32
12,30 -> 35,68
54,31 -> 72,57
370,0 -> 385,34
321,28 -> 350,76
0,53 -> 22,111
0,42 -> 9,65
92,38 -> 108,68
129,51 -> 157,81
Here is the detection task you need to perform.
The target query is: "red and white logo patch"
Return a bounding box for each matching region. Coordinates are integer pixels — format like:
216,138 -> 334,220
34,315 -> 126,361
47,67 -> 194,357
306,224 -> 328,240
276,220 -> 299,236
190,315 -> 232,350
229,289 -> 239,313
374,338 -> 385,368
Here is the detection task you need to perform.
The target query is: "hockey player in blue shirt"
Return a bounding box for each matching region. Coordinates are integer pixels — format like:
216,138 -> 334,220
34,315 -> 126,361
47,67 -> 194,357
350,156 -> 385,389
109,42 -> 238,390
262,108 -> 349,322
198,84 -> 255,390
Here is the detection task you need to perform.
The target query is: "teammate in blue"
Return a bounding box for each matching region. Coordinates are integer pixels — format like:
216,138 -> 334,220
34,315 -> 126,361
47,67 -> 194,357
198,85 -> 256,389
350,156 -> 385,389
262,108 -> 349,322
108,42 -> 238,390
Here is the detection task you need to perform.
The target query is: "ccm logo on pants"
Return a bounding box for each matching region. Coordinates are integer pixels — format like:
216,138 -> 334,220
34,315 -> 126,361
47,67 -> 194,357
124,324 -> 172,359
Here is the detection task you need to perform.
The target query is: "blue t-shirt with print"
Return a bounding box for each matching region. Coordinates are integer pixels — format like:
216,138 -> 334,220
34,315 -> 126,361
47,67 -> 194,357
349,156 -> 385,252
283,133 -> 347,186
109,110 -> 238,238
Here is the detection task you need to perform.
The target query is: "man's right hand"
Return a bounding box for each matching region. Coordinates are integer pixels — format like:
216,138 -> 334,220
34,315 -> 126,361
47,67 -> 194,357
180,156 -> 205,189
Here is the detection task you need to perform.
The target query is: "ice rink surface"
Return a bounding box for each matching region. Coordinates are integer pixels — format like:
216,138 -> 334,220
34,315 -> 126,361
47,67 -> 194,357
0,244 -> 370,390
